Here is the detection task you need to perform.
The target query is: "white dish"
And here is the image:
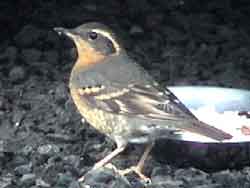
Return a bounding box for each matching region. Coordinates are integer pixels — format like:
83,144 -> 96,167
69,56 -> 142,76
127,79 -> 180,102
168,86 -> 250,143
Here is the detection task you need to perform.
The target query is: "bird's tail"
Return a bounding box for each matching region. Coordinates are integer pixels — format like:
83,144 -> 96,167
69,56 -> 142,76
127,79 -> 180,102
184,120 -> 232,141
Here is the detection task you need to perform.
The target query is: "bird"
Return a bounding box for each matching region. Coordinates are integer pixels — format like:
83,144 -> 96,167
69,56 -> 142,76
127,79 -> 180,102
54,22 -> 232,182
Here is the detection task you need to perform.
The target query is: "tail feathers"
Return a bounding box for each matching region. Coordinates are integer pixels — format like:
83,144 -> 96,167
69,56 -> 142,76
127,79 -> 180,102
186,120 -> 232,141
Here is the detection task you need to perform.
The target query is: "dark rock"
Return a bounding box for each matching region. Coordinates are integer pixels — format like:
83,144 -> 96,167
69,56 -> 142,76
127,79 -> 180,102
19,173 -> 36,187
42,50 -> 59,64
151,176 -> 183,188
12,155 -> 28,167
54,83 -> 69,101
145,13 -> 164,29
68,181 -> 81,188
151,165 -> 172,177
45,30 -> 61,49
218,171 -> 250,188
55,173 -> 74,188
0,139 -> 5,152
14,25 -> 44,47
14,163 -> 32,176
0,175 -> 14,188
0,96 -> 4,111
194,185 -> 221,188
129,25 -> 144,35
46,133 -> 77,143
83,3 -> 97,11
11,109 -> 26,127
21,145 -> 33,156
21,48 -> 42,64
37,144 -> 60,156
0,46 -> 18,63
47,155 -> 63,166
83,168 -> 131,188
175,167 -> 208,179
125,0 -> 151,16
0,174 -> 14,188
8,66 -> 26,83
63,155 -> 81,169
154,0 -> 184,10
35,178 -> 51,187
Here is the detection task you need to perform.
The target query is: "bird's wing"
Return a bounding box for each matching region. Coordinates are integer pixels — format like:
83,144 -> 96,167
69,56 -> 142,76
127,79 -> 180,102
77,83 -> 195,120
76,83 -> 232,141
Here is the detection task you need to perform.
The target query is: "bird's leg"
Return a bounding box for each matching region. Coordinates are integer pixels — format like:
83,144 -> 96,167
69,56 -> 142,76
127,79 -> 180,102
119,142 -> 154,183
92,145 -> 126,170
78,143 -> 126,182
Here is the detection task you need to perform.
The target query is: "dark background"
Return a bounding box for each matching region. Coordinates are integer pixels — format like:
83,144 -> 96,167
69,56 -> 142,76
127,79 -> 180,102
1,0 -> 250,187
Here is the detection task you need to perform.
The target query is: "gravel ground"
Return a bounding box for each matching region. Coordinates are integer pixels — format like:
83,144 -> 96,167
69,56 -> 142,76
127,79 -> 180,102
1,0 -> 250,187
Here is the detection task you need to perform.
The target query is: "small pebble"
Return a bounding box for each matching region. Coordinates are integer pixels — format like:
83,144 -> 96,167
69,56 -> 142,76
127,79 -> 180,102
36,178 -> 51,187
63,155 -> 81,168
0,174 -> 13,188
8,66 -> 26,83
14,25 -> 44,47
21,48 -> 42,64
20,173 -> 36,187
129,25 -> 144,35
0,46 -> 18,62
42,50 -> 59,64
21,145 -> 33,156
14,163 -> 32,176
37,144 -> 60,156
84,168 -> 131,188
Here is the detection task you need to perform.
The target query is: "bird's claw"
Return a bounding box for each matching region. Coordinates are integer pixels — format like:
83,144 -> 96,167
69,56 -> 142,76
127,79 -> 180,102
105,163 -> 151,184
118,166 -> 151,184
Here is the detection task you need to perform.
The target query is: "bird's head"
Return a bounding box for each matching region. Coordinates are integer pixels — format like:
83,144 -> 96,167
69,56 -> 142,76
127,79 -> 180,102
54,22 -> 122,69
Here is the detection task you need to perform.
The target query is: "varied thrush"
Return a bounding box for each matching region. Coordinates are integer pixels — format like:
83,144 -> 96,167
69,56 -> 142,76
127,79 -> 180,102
54,22 -> 232,182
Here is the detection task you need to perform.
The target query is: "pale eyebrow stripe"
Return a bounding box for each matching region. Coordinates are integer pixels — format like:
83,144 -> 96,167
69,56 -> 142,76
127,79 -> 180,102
92,29 -> 121,54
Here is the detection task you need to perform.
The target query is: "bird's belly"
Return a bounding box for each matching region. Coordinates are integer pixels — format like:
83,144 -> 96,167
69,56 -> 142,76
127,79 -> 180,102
84,108 -> 125,136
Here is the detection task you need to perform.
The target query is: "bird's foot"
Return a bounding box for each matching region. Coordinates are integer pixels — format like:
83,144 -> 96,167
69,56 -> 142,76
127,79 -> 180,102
105,163 -> 151,183
78,164 -> 151,184
118,166 -> 151,184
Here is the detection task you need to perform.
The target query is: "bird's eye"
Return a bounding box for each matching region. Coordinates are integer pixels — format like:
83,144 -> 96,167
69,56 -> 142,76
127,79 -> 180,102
88,31 -> 98,40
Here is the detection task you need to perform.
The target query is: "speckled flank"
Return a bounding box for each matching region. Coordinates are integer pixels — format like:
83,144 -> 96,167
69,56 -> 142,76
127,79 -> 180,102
70,87 -> 129,137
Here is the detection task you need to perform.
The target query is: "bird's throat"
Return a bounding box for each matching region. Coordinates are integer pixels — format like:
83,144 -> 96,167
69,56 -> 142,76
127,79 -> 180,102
73,40 -> 106,71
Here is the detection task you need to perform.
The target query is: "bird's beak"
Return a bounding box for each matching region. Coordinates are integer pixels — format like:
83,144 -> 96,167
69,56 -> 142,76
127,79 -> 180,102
54,27 -> 68,35
54,27 -> 76,39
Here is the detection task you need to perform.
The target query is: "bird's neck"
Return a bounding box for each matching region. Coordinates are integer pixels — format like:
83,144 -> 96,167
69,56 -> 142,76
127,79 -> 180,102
74,50 -> 105,71
69,44 -> 107,88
